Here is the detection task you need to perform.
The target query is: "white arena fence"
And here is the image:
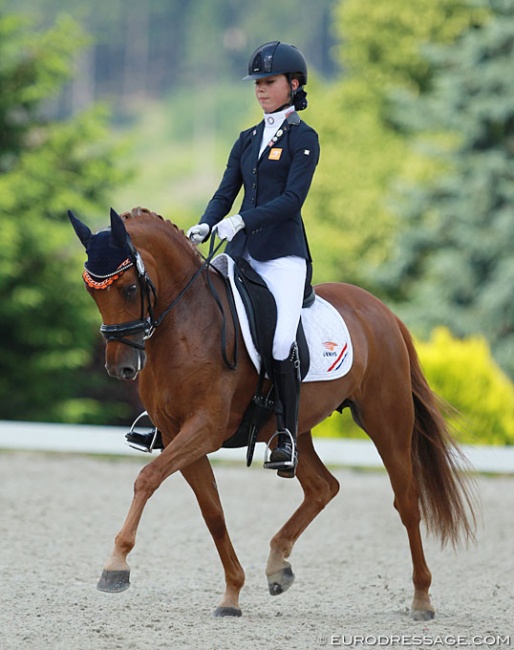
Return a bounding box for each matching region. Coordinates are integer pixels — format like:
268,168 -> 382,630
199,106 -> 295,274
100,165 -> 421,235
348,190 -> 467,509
0,420 -> 513,474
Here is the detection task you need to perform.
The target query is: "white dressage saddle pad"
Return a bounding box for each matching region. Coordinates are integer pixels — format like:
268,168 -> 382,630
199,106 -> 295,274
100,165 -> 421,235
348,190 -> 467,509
212,254 -> 353,383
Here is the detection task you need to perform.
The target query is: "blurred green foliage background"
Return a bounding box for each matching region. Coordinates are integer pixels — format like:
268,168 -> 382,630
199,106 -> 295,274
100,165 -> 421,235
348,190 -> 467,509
1,0 -> 513,444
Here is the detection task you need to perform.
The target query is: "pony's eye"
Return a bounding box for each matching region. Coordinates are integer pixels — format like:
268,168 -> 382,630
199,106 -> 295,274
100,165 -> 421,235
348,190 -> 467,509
123,284 -> 138,300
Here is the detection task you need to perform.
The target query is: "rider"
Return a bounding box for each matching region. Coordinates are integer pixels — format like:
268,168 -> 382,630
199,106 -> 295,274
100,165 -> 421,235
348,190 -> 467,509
188,41 -> 320,478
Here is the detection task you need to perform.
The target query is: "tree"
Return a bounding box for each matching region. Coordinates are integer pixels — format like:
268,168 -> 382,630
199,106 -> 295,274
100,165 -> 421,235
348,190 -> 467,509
4,0 -> 339,107
0,7 -> 131,422
304,0 -> 487,288
379,0 -> 514,376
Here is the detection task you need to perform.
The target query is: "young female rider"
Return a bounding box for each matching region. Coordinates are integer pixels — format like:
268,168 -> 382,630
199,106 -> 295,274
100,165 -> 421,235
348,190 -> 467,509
188,41 -> 320,478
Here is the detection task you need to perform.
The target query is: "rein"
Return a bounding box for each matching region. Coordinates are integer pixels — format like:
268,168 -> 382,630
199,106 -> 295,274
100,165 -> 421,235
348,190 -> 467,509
99,235 -> 239,369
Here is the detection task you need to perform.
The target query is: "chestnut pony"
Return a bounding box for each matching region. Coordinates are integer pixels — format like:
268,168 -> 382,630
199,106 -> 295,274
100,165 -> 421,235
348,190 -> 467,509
69,207 -> 475,620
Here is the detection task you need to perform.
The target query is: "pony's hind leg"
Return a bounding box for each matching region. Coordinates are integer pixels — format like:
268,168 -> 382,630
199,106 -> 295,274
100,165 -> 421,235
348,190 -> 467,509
266,431 -> 340,595
387,453 -> 434,620
356,397 -> 435,620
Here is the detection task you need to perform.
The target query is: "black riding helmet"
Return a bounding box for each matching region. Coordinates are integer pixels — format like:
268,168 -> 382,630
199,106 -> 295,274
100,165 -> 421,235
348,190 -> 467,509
244,41 -> 308,84
244,41 -> 308,110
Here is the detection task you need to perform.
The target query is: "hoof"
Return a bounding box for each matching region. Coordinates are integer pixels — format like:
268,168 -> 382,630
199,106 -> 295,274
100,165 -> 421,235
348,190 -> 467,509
267,566 -> 295,596
213,606 -> 242,618
97,569 -> 130,593
411,608 -> 435,621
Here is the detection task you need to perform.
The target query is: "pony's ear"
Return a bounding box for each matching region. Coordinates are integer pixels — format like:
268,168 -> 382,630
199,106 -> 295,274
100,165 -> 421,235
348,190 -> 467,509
68,210 -> 92,248
109,207 -> 132,251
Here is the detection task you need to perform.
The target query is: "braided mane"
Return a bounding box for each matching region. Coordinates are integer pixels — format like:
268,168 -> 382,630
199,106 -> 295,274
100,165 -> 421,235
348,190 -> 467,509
120,206 -> 164,222
119,206 -> 203,261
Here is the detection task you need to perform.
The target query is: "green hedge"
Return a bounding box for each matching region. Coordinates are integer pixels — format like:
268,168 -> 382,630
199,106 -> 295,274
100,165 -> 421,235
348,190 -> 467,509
313,327 -> 514,446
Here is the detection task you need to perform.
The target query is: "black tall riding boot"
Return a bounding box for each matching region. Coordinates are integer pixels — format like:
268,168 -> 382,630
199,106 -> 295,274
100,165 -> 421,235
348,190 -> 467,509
265,343 -> 301,478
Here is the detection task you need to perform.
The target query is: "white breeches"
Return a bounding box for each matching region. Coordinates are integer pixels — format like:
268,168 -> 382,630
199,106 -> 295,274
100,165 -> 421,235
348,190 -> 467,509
244,253 -> 306,361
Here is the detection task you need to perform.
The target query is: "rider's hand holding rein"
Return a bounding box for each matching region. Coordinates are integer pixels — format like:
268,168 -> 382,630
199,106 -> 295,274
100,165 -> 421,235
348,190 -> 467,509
214,215 -> 245,242
187,222 -> 210,244
187,215 -> 245,244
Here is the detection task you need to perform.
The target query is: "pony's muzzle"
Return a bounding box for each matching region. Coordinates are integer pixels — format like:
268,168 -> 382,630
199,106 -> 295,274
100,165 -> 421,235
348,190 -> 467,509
105,345 -> 146,380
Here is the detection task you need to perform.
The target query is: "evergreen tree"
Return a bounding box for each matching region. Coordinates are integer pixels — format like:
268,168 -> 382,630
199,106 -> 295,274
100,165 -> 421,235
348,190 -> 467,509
304,0 -> 486,287
380,0 -> 514,376
0,7 -> 131,422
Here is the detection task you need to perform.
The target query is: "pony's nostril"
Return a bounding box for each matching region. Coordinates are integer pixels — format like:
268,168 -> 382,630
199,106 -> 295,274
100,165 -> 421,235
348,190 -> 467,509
121,366 -> 137,380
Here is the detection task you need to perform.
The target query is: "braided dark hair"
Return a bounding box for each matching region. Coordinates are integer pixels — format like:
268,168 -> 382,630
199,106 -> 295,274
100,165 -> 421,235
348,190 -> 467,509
290,73 -> 308,111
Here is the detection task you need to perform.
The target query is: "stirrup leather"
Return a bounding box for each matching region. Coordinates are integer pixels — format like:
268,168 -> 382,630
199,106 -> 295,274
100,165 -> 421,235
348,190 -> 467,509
263,429 -> 297,470
125,410 -> 161,453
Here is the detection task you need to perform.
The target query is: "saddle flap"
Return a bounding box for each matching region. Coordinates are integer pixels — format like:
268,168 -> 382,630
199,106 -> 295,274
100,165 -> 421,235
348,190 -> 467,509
233,257 -> 310,380
234,257 -> 276,379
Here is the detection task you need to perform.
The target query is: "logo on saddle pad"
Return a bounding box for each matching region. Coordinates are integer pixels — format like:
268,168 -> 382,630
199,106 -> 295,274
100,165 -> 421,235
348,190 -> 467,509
322,341 -> 349,373
323,341 -> 339,355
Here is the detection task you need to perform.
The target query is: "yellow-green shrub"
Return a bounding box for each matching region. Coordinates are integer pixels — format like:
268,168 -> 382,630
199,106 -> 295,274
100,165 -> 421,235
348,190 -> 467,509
415,328 -> 514,445
313,327 -> 514,445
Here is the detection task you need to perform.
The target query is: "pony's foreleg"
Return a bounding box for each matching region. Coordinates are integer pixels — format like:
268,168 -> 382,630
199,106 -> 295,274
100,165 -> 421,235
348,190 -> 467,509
97,419 -> 245,616
180,456 -> 245,617
97,457 -> 162,593
266,432 -> 340,595
97,425 -> 206,594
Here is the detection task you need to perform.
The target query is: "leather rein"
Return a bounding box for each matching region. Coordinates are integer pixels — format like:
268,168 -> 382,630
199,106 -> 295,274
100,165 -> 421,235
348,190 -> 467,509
99,235 -> 239,370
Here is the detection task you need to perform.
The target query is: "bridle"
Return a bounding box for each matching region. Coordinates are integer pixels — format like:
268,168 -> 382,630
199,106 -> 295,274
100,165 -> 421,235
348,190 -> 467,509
96,235 -> 155,350
98,235 -> 238,368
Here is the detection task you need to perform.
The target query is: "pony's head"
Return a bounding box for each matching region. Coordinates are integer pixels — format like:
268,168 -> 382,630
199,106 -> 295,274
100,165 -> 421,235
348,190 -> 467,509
68,207 -> 156,380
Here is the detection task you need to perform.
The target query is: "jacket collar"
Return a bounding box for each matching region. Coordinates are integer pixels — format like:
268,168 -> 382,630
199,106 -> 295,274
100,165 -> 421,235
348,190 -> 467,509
251,111 -> 300,163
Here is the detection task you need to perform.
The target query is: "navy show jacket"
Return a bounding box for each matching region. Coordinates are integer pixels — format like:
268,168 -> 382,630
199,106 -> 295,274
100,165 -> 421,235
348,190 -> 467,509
200,112 -> 320,262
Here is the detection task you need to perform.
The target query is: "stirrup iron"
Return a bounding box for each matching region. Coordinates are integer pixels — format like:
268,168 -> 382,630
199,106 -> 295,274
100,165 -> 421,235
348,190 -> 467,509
263,429 -> 297,470
125,410 -> 161,453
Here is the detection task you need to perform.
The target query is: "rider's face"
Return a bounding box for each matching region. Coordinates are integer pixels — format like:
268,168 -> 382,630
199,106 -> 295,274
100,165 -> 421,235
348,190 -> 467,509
254,75 -> 298,113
